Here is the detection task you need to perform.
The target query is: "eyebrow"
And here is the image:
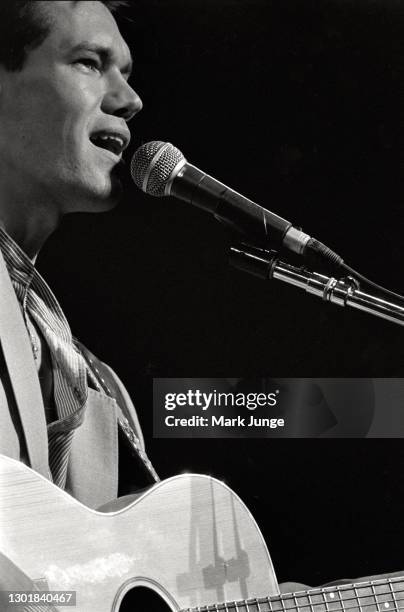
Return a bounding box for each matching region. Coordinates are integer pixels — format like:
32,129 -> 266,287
70,42 -> 133,77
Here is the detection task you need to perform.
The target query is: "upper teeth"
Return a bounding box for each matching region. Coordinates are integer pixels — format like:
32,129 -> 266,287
99,135 -> 124,147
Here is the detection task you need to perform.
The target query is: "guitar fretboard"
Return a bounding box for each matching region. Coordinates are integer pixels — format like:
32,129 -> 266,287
182,576 -> 404,612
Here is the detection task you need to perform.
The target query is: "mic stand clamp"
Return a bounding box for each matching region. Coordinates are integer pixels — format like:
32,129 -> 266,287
229,243 -> 404,327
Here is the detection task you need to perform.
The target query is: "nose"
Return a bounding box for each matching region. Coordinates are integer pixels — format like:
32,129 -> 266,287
102,73 -> 143,121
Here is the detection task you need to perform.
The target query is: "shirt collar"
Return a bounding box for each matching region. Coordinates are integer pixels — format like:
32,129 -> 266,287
0,226 -> 35,288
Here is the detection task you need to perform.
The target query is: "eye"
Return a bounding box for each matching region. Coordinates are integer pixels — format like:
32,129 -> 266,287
75,57 -> 101,73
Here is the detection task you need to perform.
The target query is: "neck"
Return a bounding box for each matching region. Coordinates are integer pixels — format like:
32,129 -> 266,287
0,191 -> 61,261
188,575 -> 404,612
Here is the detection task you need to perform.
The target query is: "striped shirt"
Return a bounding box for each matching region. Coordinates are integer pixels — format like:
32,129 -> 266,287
0,227 -> 88,488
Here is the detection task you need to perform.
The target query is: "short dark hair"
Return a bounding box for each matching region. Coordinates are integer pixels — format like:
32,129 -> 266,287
0,1 -> 129,71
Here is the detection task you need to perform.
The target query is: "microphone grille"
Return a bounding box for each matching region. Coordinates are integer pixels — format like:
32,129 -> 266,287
131,141 -> 185,197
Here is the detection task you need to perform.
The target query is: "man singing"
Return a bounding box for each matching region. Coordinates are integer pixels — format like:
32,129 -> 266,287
0,0 -> 158,510
0,1 -> 401,607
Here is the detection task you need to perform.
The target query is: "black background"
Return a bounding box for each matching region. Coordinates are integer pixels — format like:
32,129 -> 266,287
38,1 -> 403,587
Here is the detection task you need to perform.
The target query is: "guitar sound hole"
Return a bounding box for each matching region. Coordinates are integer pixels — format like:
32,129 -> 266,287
119,586 -> 172,611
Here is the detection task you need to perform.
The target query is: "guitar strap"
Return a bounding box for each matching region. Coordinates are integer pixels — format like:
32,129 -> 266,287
0,248 -> 49,478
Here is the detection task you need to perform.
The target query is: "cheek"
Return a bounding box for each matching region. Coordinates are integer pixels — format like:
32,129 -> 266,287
1,74 -> 103,180
18,76 -> 98,147
53,72 -> 102,127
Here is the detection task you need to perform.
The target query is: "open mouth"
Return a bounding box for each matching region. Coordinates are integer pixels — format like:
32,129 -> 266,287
90,131 -> 128,157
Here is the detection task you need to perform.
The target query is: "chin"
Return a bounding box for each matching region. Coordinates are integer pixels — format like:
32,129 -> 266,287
88,186 -> 121,212
66,169 -> 123,213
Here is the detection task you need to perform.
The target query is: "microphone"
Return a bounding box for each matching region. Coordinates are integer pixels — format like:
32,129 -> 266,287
130,141 -> 343,266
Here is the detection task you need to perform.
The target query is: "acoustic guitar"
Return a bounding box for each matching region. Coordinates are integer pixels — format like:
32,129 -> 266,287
0,455 -> 403,611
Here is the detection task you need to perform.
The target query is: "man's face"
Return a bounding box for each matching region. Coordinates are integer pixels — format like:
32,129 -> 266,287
0,1 -> 141,214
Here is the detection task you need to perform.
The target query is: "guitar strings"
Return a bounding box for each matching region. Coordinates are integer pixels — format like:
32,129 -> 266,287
258,595 -> 404,612
187,591 -> 404,612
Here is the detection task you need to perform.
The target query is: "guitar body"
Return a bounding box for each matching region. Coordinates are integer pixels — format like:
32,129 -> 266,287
0,455 -> 279,611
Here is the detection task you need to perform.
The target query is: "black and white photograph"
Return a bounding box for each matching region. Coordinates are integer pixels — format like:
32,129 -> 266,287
0,1 -> 403,610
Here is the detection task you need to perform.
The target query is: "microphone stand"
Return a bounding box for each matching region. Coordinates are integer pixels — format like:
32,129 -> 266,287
229,243 -> 404,327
